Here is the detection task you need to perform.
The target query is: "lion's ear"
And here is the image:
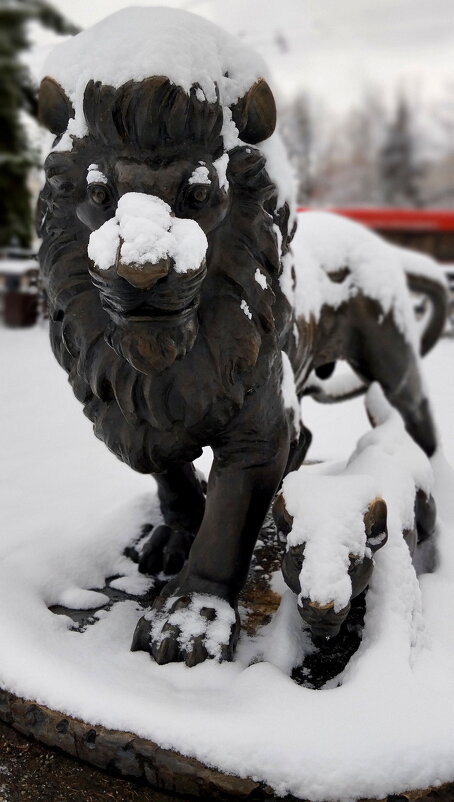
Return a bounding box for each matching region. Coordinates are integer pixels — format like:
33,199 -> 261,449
39,77 -> 74,135
230,79 -> 276,144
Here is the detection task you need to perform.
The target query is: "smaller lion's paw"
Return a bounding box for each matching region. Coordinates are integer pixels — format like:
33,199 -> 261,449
131,593 -> 240,666
137,524 -> 194,576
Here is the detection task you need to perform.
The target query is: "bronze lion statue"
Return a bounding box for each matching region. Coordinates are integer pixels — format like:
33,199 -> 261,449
37,9 -> 447,666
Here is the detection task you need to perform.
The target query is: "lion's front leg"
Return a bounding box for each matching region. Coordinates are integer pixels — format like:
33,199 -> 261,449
132,401 -> 290,665
138,463 -> 205,576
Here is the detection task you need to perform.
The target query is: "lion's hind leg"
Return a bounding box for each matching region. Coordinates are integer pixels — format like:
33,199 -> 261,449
284,424 -> 313,476
138,463 -> 205,576
349,304 -> 437,457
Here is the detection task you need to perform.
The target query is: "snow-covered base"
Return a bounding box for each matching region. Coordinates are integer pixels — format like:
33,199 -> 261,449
1,326 -> 454,802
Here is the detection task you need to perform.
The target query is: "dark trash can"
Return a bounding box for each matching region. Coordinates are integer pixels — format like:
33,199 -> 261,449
0,254 -> 39,327
3,290 -> 38,327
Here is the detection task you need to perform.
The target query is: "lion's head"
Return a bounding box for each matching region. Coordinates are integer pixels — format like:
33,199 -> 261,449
37,8 -> 296,472
39,50 -> 284,370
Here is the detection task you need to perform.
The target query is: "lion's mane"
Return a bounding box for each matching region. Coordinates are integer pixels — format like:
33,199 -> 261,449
38,78 -> 295,474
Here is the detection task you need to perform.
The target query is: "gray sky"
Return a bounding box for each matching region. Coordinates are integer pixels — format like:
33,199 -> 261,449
31,0 -> 454,111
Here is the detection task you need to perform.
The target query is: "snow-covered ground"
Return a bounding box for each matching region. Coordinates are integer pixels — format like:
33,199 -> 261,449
0,325 -> 454,801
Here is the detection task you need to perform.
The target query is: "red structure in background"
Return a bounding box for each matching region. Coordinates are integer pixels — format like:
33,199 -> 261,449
297,207 -> 454,263
2,209 -> 454,328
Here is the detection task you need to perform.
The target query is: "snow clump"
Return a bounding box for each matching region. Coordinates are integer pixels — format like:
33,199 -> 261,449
282,383 -> 433,611
287,211 -> 442,349
188,163 -> 210,185
87,192 -> 208,275
87,164 -> 108,185
254,268 -> 267,289
280,351 -> 301,437
240,299 -> 252,320
145,594 -> 237,661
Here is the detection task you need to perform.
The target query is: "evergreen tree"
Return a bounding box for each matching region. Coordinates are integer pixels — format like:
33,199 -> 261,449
0,0 -> 78,250
280,92 -> 316,204
379,96 -> 423,207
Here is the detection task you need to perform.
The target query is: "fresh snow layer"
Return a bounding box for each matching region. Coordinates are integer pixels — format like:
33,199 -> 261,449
86,164 -> 107,185
213,152 -> 230,191
188,163 -> 210,186
88,192 -> 208,274
42,7 -> 269,150
254,268 -> 267,290
282,385 -> 433,611
281,350 -> 301,437
240,299 -> 252,320
145,594 -> 237,661
2,326 -> 454,801
43,6 -> 268,106
289,211 -> 437,349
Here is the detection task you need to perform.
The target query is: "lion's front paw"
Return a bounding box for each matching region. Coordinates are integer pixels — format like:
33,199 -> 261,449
131,593 -> 240,666
137,524 -> 194,576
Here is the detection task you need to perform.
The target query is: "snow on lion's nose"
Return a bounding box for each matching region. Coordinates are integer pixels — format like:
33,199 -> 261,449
87,192 -> 208,290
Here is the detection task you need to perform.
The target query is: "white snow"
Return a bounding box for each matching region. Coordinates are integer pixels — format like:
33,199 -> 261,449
240,299 -> 252,320
188,163 -> 210,186
87,217 -> 119,272
282,385 -> 433,611
1,326 -> 454,801
146,593 -> 237,661
398,245 -> 449,287
305,361 -> 366,400
109,574 -> 154,596
42,7 -> 269,152
260,130 -> 297,217
289,211 -> 439,350
280,350 -> 301,436
213,152 -> 229,191
220,106 -> 240,151
254,268 -> 267,289
88,192 -> 208,275
86,164 -> 108,185
58,588 -> 109,610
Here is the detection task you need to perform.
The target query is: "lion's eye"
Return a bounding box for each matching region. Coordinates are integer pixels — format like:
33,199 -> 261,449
193,186 -> 209,202
186,184 -> 210,206
89,184 -> 110,205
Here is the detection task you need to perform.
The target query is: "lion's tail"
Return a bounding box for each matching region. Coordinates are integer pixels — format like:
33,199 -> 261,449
406,269 -> 448,356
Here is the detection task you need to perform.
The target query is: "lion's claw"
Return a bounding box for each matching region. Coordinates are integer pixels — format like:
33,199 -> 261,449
131,592 -> 240,666
130,615 -> 153,652
153,634 -> 180,665
138,524 -> 194,576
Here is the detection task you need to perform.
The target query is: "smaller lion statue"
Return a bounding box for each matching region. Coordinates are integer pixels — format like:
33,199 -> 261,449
38,8 -> 447,666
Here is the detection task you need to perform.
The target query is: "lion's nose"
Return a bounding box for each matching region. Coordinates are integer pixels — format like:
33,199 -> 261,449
307,600 -> 335,611
299,598 -> 351,638
116,255 -> 171,290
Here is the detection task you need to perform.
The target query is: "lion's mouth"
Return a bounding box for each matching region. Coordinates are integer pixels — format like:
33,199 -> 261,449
124,296 -> 199,323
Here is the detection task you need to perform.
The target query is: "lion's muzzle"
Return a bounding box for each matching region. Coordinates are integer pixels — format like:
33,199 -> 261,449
87,192 -> 208,373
